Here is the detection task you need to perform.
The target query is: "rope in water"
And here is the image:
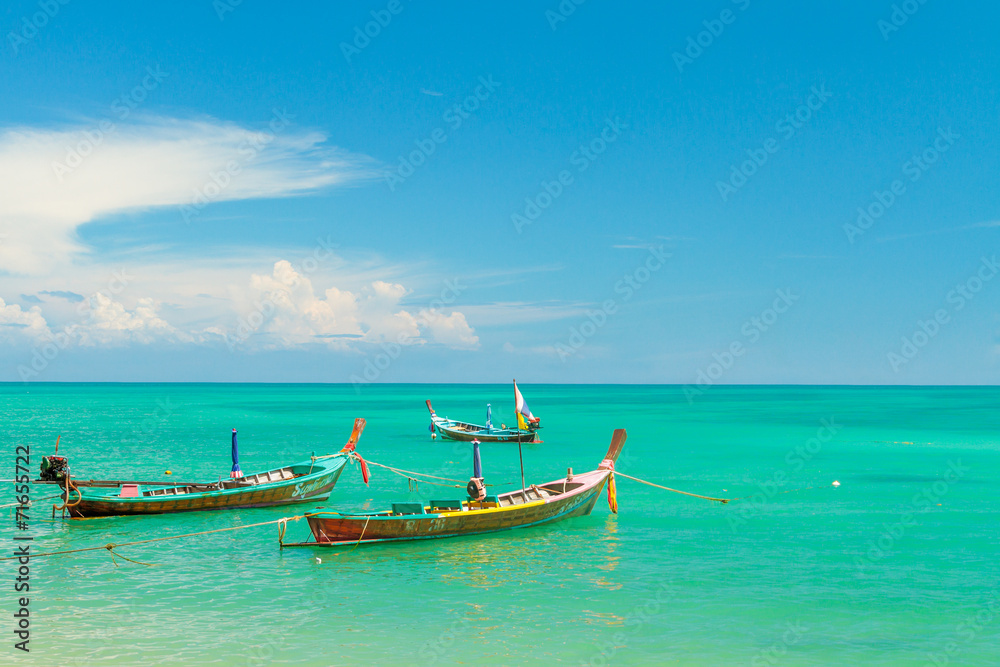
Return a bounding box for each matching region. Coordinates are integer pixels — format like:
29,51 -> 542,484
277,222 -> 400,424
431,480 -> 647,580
0,494 -> 62,509
614,471 -> 828,504
357,458 -> 504,489
612,471 -> 732,504
0,515 -> 302,563
360,460 -> 468,484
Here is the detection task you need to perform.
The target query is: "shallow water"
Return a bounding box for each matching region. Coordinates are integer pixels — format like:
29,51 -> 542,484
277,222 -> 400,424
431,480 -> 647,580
2,384 -> 998,665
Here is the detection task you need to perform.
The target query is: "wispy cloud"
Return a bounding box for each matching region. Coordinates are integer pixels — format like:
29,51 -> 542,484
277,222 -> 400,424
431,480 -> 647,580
777,253 -> 842,260
39,290 -> 84,302
611,234 -> 689,249
460,300 -> 593,326
420,88 -> 444,96
876,220 -> 1000,243
0,115 -> 377,275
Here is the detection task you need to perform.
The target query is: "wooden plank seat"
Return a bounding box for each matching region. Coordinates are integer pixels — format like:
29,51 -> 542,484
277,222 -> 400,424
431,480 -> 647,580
429,500 -> 464,511
391,502 -> 426,516
466,496 -> 500,510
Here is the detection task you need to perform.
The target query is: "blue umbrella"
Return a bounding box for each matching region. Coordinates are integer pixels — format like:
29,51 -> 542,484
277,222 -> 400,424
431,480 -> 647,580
486,403 -> 492,430
230,428 -> 243,479
472,438 -> 482,479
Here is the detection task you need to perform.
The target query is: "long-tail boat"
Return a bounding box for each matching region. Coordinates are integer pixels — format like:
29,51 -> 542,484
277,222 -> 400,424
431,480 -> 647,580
283,428 -> 625,548
426,379 -> 542,443
43,418 -> 367,518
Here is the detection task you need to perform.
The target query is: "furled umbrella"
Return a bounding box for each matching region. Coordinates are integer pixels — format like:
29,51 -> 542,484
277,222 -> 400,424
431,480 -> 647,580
472,438 -> 482,479
230,428 -> 243,479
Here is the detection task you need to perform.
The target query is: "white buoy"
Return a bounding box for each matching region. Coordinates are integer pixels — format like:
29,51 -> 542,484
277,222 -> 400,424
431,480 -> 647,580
315,557 -> 322,564
832,480 -> 841,487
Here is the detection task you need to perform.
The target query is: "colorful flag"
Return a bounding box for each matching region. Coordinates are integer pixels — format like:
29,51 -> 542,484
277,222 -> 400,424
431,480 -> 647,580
514,380 -> 535,430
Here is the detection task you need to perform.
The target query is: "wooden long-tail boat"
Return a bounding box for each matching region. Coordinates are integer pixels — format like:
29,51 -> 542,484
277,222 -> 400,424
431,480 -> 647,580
426,380 -> 542,442
284,428 -> 625,548
49,418 -> 367,518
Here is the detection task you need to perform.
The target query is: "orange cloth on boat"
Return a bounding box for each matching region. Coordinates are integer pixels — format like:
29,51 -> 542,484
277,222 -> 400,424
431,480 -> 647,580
606,461 -> 618,514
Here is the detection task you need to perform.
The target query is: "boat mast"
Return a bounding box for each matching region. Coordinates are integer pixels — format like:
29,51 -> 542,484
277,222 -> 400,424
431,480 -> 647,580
514,379 -> 526,496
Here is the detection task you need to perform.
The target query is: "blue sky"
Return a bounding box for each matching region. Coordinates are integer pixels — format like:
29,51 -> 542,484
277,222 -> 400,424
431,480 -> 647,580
0,1 -> 997,384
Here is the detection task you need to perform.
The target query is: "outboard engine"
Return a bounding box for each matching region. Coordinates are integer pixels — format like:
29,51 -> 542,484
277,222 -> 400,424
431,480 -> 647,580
39,456 -> 70,482
467,477 -> 486,502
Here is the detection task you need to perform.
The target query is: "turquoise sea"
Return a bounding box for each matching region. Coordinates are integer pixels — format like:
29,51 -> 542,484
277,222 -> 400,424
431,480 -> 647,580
2,383 -> 999,666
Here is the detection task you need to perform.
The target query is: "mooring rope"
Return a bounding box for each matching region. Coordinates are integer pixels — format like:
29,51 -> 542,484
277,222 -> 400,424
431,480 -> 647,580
52,476 -> 82,514
349,516 -> 372,552
0,494 -> 62,509
612,471 -> 732,504
360,459 -> 468,484
0,515 -> 303,563
614,471 -> 829,505
355,457 -> 508,489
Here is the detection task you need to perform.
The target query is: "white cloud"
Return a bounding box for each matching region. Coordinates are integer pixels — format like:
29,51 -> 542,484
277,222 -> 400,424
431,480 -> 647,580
232,261 -> 478,351
0,115 -> 374,275
1,259 -> 481,354
419,310 -> 479,348
0,297 -> 51,341
78,293 -> 191,346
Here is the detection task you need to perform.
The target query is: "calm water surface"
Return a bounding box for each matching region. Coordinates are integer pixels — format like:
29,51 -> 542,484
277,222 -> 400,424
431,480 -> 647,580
1,384 -> 998,665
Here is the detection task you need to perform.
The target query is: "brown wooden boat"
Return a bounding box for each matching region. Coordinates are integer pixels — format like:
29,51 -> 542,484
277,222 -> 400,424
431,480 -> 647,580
52,419 -> 366,518
284,428 -> 625,548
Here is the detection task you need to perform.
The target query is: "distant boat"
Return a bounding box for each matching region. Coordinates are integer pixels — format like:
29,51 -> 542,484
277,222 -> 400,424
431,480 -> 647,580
426,379 -> 541,443
46,419 -> 366,518
284,428 -> 625,548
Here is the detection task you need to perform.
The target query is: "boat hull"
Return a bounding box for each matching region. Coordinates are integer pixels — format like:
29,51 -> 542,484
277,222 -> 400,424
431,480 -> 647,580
431,416 -> 540,443
68,457 -> 347,518
434,424 -> 540,443
300,469 -> 610,546
426,399 -> 541,443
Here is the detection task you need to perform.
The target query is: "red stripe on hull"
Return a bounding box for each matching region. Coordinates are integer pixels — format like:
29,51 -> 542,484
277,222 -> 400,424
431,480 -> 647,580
70,467 -> 344,518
